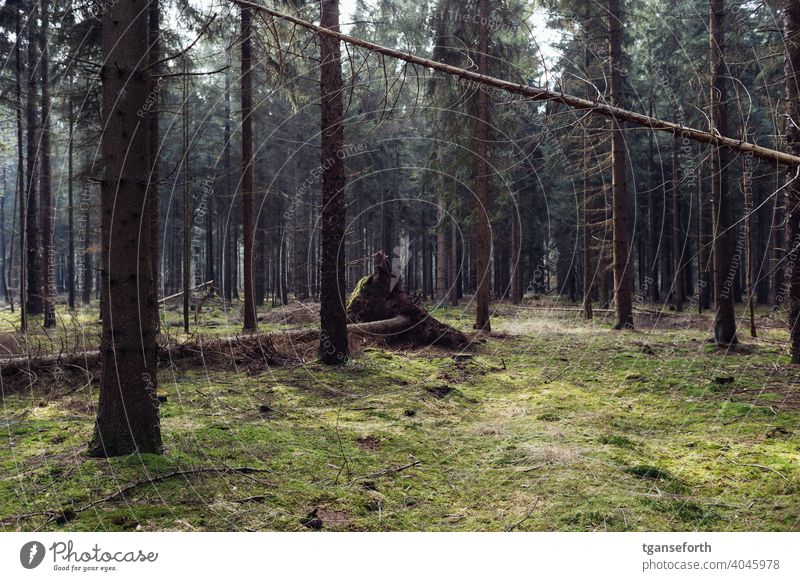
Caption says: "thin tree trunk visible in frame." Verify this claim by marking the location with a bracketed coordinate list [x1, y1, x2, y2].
[182, 58, 190, 334]
[319, 0, 349, 363]
[148, 0, 161, 328]
[784, 0, 800, 362]
[582, 41, 593, 319]
[14, 8, 24, 325]
[90, 0, 161, 457]
[82, 186, 92, 306]
[710, 0, 737, 345]
[473, 0, 491, 332]
[609, 0, 633, 329]
[1, 169, 7, 304]
[241, 6, 257, 331]
[672, 136, 684, 311]
[67, 79, 75, 309]
[436, 189, 447, 302]
[25, 1, 41, 317]
[223, 61, 233, 302]
[40, 0, 55, 328]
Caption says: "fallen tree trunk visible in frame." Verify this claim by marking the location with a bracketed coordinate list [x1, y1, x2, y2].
[229, 0, 800, 167]
[0, 315, 415, 377]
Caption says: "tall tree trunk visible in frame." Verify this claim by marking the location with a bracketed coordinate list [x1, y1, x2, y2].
[182, 58, 190, 333]
[25, 1, 41, 317]
[14, 8, 24, 324]
[67, 79, 75, 309]
[241, 6, 258, 331]
[90, 0, 161, 457]
[319, 0, 349, 363]
[450, 220, 459, 306]
[82, 186, 92, 306]
[672, 137, 684, 311]
[1, 169, 7, 304]
[511, 210, 523, 304]
[609, 0, 633, 329]
[473, 0, 492, 331]
[40, 0, 55, 328]
[148, 0, 161, 328]
[582, 41, 593, 319]
[710, 0, 738, 345]
[784, 0, 800, 362]
[293, 110, 310, 300]
[436, 190, 447, 302]
[223, 61, 233, 302]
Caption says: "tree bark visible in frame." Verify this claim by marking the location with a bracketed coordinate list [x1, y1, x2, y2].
[67, 78, 75, 310]
[25, 1, 41, 317]
[241, 6, 258, 331]
[672, 136, 684, 311]
[318, 0, 349, 364]
[40, 0, 55, 328]
[90, 0, 161, 457]
[15, 8, 25, 327]
[148, 0, 161, 328]
[609, 0, 633, 329]
[473, 0, 491, 332]
[223, 61, 234, 302]
[784, 0, 800, 362]
[710, 0, 738, 345]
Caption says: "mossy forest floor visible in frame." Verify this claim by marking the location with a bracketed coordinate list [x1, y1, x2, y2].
[1, 300, 798, 531]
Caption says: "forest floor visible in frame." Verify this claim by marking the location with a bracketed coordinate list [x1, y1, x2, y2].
[0, 300, 798, 531]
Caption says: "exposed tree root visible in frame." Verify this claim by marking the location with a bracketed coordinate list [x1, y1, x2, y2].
[346, 252, 469, 348]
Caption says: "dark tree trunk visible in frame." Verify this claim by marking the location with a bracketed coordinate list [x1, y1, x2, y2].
[67, 80, 75, 309]
[473, 0, 492, 331]
[223, 62, 233, 302]
[15, 8, 25, 326]
[182, 60, 190, 333]
[319, 0, 349, 363]
[511, 211, 523, 304]
[148, 0, 161, 327]
[784, 0, 800, 362]
[436, 188, 447, 301]
[90, 0, 161, 457]
[1, 169, 7, 304]
[609, 0, 633, 329]
[293, 111, 310, 300]
[82, 190, 92, 306]
[25, 1, 41, 317]
[241, 6, 258, 331]
[40, 0, 55, 328]
[710, 0, 738, 345]
[672, 136, 684, 311]
[582, 40, 593, 319]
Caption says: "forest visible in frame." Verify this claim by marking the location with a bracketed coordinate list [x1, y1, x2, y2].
[0, 0, 798, 532]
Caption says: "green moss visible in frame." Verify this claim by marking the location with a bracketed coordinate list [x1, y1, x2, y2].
[1, 307, 798, 531]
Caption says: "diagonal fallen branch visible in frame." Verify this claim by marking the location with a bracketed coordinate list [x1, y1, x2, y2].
[228, 0, 800, 167]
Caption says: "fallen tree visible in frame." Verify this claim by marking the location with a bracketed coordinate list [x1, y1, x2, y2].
[230, 0, 800, 167]
[0, 313, 421, 380]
